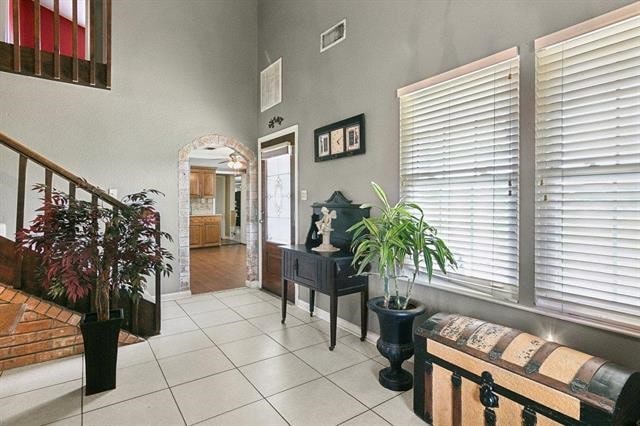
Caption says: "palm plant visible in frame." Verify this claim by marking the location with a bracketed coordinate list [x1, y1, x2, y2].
[348, 182, 456, 310]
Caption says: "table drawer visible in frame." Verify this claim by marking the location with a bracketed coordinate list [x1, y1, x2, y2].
[283, 250, 322, 290]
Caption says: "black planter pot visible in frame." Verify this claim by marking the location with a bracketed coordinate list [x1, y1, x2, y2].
[80, 308, 123, 396]
[368, 296, 425, 391]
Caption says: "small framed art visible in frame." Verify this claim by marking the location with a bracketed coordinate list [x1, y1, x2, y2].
[314, 113, 365, 162]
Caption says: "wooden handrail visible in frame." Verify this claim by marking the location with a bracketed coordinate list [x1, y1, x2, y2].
[0, 132, 125, 209]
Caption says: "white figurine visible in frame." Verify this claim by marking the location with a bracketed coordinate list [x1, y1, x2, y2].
[312, 206, 339, 252]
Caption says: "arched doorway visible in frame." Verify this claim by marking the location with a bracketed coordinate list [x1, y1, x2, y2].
[178, 134, 258, 293]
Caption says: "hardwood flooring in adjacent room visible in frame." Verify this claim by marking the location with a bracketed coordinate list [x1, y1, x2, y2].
[190, 244, 246, 294]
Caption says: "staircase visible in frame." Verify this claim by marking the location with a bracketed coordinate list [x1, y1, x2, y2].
[0, 131, 164, 371]
[0, 282, 141, 371]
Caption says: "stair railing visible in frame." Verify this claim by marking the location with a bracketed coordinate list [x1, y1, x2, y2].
[0, 131, 161, 335]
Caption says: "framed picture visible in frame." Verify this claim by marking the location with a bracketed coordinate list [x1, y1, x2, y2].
[318, 133, 330, 157]
[320, 19, 346, 52]
[314, 113, 365, 162]
[346, 125, 360, 151]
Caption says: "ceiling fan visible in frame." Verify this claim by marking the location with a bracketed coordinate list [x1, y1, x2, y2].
[217, 153, 247, 170]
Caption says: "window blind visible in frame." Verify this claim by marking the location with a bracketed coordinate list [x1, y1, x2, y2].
[399, 50, 520, 301]
[535, 15, 640, 331]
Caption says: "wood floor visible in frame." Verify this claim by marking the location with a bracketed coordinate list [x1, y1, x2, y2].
[189, 245, 246, 294]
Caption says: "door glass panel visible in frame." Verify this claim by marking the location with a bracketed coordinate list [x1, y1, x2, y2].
[265, 154, 291, 244]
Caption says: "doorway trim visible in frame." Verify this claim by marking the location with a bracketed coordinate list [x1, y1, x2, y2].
[178, 134, 258, 292]
[257, 124, 299, 301]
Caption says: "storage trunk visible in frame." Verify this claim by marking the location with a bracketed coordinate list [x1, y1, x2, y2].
[414, 313, 640, 425]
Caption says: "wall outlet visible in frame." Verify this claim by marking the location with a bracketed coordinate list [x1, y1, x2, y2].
[301, 189, 308, 201]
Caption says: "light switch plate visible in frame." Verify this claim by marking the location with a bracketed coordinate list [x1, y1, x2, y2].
[301, 190, 308, 201]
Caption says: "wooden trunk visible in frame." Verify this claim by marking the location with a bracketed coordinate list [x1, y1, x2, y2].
[414, 313, 640, 426]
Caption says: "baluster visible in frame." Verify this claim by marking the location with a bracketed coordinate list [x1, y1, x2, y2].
[72, 0, 79, 82]
[105, 0, 112, 88]
[89, 193, 99, 312]
[44, 169, 52, 205]
[14, 155, 27, 289]
[34, 0, 41, 75]
[155, 212, 162, 334]
[12, 0, 20, 72]
[53, 0, 60, 79]
[89, 0, 96, 86]
[68, 182, 76, 202]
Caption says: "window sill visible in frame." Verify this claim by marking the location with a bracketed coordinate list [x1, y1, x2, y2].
[416, 278, 640, 340]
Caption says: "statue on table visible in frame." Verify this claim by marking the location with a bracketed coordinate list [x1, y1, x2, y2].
[311, 206, 340, 252]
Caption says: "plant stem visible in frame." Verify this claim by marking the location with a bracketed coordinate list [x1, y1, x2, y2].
[383, 275, 390, 308]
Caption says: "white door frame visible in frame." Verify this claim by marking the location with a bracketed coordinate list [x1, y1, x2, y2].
[257, 124, 299, 303]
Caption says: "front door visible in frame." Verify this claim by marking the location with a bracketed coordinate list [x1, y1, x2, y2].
[260, 136, 295, 301]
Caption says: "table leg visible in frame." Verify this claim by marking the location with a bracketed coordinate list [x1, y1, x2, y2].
[361, 286, 368, 341]
[329, 292, 337, 351]
[281, 278, 287, 324]
[309, 290, 315, 317]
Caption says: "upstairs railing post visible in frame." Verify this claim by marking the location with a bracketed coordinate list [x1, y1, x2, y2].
[53, 0, 61, 79]
[12, 0, 20, 72]
[72, 0, 79, 82]
[14, 155, 27, 289]
[89, 0, 96, 86]
[34, 0, 41, 75]
[154, 212, 161, 334]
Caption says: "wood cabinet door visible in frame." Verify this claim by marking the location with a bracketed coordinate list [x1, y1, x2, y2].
[189, 172, 200, 197]
[204, 222, 220, 245]
[203, 171, 216, 197]
[190, 223, 203, 247]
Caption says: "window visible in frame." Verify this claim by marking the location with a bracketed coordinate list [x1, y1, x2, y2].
[535, 13, 640, 331]
[398, 48, 520, 301]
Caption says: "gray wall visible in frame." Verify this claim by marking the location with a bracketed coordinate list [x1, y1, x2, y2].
[257, 0, 640, 369]
[0, 0, 258, 294]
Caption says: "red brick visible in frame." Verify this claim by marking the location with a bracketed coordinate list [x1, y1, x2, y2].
[0, 326, 77, 347]
[34, 346, 76, 363]
[20, 311, 42, 322]
[46, 306, 62, 319]
[67, 314, 81, 326]
[25, 297, 41, 310]
[0, 289, 16, 302]
[56, 310, 73, 323]
[14, 319, 52, 334]
[11, 292, 28, 304]
[34, 302, 51, 315]
[0, 353, 36, 370]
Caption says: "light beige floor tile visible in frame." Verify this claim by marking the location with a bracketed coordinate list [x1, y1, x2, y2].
[341, 410, 390, 426]
[160, 316, 199, 335]
[0, 355, 82, 398]
[286, 305, 317, 323]
[0, 379, 81, 426]
[179, 298, 227, 315]
[162, 301, 188, 320]
[172, 369, 261, 425]
[339, 334, 380, 358]
[248, 312, 302, 333]
[83, 389, 184, 426]
[221, 293, 263, 307]
[373, 390, 427, 426]
[117, 341, 155, 368]
[267, 378, 367, 426]
[176, 294, 218, 305]
[328, 360, 400, 407]
[219, 335, 288, 366]
[266, 296, 285, 307]
[149, 330, 214, 359]
[308, 319, 350, 339]
[202, 321, 263, 345]
[159, 347, 234, 386]
[190, 308, 243, 328]
[198, 399, 286, 426]
[44, 415, 82, 426]
[214, 288, 250, 299]
[233, 302, 279, 319]
[254, 290, 279, 302]
[294, 342, 368, 375]
[239, 353, 321, 396]
[83, 360, 167, 412]
[268, 324, 328, 351]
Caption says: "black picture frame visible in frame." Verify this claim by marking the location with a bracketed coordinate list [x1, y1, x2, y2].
[314, 113, 365, 162]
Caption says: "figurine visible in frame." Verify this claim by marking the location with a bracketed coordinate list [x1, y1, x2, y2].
[311, 206, 340, 252]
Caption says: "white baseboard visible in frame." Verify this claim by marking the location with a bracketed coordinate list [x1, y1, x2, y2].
[160, 290, 193, 301]
[296, 299, 380, 345]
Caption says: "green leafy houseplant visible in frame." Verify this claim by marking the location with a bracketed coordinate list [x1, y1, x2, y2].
[17, 184, 174, 323]
[349, 182, 456, 309]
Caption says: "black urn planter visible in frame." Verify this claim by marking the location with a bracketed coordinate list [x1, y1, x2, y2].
[80, 308, 123, 396]
[368, 296, 425, 391]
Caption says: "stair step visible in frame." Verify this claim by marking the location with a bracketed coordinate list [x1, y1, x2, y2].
[0, 304, 26, 336]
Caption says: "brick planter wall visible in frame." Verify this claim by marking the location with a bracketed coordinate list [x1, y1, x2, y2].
[0, 283, 141, 371]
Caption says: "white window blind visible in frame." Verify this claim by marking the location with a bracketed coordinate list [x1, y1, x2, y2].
[535, 14, 640, 331]
[398, 49, 520, 301]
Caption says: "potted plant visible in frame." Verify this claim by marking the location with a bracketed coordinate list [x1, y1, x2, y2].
[348, 182, 455, 391]
[17, 185, 173, 395]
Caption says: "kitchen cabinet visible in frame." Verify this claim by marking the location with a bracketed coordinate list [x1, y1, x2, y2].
[189, 215, 222, 248]
[190, 168, 216, 198]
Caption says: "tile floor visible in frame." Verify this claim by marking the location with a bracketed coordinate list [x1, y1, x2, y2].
[0, 287, 425, 426]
